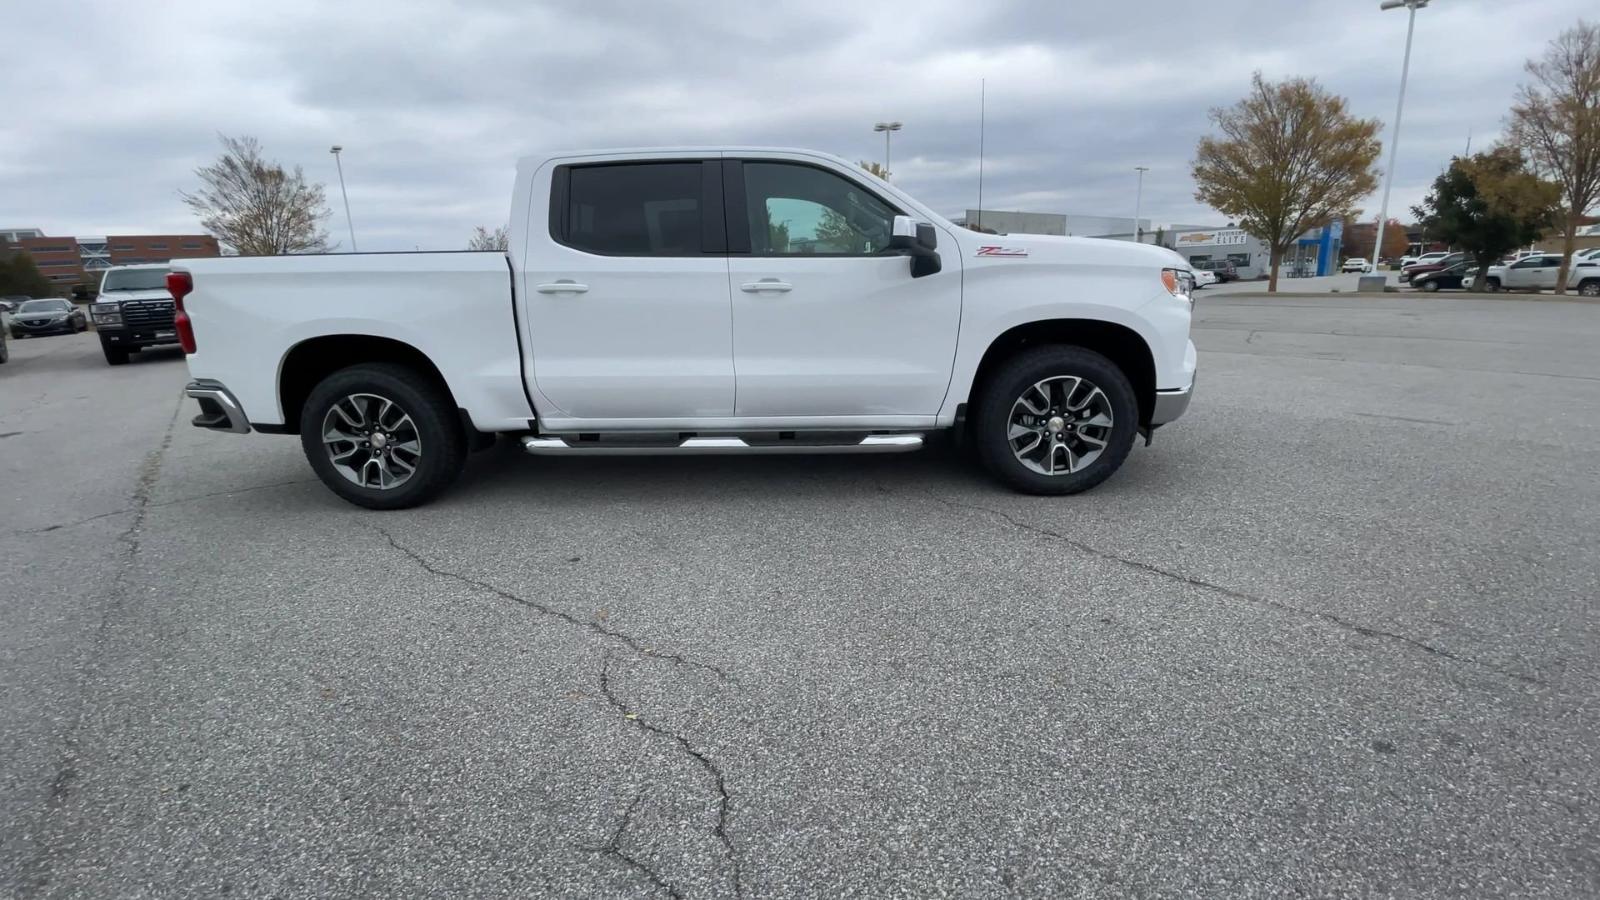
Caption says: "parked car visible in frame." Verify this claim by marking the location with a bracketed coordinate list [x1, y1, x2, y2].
[1197, 259, 1239, 282]
[1400, 251, 1449, 269]
[90, 263, 179, 365]
[1566, 257, 1600, 296]
[9, 298, 87, 338]
[1401, 252, 1465, 283]
[1485, 253, 1565, 292]
[1410, 263, 1478, 292]
[1342, 257, 1373, 273]
[174, 146, 1198, 509]
[0, 296, 33, 315]
[1190, 267, 1217, 288]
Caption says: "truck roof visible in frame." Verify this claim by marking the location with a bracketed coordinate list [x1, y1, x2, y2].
[516, 146, 860, 172]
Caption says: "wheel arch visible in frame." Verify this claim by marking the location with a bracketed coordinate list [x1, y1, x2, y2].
[276, 334, 459, 435]
[967, 319, 1157, 426]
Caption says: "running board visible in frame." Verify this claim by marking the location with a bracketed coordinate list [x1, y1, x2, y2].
[522, 434, 924, 456]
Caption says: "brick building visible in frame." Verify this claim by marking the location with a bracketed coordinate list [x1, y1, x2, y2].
[2, 230, 220, 294]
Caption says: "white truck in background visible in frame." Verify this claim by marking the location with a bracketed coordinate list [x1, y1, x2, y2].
[174, 147, 1198, 509]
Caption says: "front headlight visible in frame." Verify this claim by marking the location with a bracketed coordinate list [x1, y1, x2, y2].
[90, 302, 119, 314]
[93, 313, 122, 326]
[1161, 268, 1194, 304]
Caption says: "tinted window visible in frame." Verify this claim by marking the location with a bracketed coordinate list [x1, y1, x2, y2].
[743, 162, 897, 255]
[561, 163, 704, 256]
[101, 268, 170, 291]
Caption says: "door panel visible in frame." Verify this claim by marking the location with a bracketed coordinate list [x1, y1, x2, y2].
[521, 160, 733, 420]
[725, 159, 961, 418]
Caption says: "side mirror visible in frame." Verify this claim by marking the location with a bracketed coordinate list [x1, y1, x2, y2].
[888, 215, 942, 278]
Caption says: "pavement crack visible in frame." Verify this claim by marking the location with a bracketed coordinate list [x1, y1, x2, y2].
[923, 492, 1543, 687]
[599, 653, 742, 900]
[19, 394, 185, 894]
[583, 791, 685, 899]
[371, 527, 731, 682]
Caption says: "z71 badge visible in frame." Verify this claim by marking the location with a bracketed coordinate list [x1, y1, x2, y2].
[976, 245, 1029, 258]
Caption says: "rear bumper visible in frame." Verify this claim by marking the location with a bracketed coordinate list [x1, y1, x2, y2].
[184, 380, 251, 434]
[1150, 372, 1195, 426]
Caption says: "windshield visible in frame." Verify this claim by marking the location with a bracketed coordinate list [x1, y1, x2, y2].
[100, 268, 170, 292]
[19, 299, 71, 313]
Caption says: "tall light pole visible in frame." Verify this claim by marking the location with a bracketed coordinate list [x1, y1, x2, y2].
[1132, 166, 1150, 243]
[1371, 0, 1428, 270]
[873, 121, 902, 181]
[330, 145, 357, 252]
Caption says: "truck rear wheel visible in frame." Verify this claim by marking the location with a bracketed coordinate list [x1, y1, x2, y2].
[299, 363, 466, 510]
[973, 346, 1139, 496]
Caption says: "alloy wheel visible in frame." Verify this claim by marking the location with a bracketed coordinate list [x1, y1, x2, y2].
[321, 393, 422, 490]
[1007, 375, 1115, 476]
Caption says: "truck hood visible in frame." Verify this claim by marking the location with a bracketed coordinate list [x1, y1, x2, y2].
[98, 290, 174, 303]
[953, 231, 1188, 269]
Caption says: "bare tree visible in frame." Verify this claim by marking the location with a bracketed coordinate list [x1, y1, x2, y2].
[181, 135, 332, 255]
[1192, 73, 1383, 291]
[857, 160, 891, 180]
[1509, 20, 1600, 295]
[467, 225, 510, 251]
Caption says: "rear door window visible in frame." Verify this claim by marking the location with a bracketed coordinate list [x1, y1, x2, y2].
[555, 162, 716, 257]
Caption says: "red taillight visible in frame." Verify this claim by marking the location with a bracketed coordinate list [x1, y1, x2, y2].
[167, 271, 196, 354]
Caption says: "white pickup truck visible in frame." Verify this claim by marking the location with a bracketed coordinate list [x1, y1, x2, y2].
[1483, 252, 1600, 295]
[175, 148, 1197, 509]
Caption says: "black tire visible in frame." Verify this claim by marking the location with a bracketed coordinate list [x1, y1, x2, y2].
[1420, 279, 1440, 292]
[973, 345, 1139, 496]
[1578, 280, 1600, 298]
[102, 343, 129, 365]
[1485, 279, 1501, 293]
[299, 363, 466, 510]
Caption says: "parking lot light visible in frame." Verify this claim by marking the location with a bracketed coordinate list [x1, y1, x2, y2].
[1371, 0, 1430, 271]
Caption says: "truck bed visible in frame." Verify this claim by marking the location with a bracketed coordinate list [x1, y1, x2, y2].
[174, 252, 534, 431]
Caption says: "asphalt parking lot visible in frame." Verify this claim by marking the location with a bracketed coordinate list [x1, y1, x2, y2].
[3, 295, 1599, 898]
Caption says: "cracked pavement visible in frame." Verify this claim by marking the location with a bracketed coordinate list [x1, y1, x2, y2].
[3, 297, 1600, 898]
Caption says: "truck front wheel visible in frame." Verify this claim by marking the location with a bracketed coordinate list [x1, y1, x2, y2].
[299, 363, 466, 510]
[102, 341, 129, 365]
[973, 346, 1139, 496]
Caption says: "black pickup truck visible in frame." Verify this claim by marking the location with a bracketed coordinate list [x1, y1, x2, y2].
[89, 264, 180, 365]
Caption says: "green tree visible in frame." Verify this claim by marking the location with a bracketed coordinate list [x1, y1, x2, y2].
[1411, 147, 1561, 291]
[1192, 73, 1383, 291]
[0, 251, 57, 298]
[1508, 20, 1600, 294]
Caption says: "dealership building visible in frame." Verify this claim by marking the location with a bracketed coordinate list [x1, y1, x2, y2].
[2, 229, 220, 293]
[1161, 221, 1345, 279]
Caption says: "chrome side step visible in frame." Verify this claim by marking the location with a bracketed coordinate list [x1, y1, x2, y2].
[522, 434, 924, 456]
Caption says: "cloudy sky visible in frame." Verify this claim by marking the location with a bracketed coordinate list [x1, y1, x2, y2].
[3, 0, 1592, 250]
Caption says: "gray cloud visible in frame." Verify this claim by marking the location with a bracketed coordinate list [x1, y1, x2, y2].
[3, 0, 1592, 249]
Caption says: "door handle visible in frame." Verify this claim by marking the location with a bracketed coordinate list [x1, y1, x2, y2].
[536, 281, 589, 294]
[740, 280, 793, 293]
